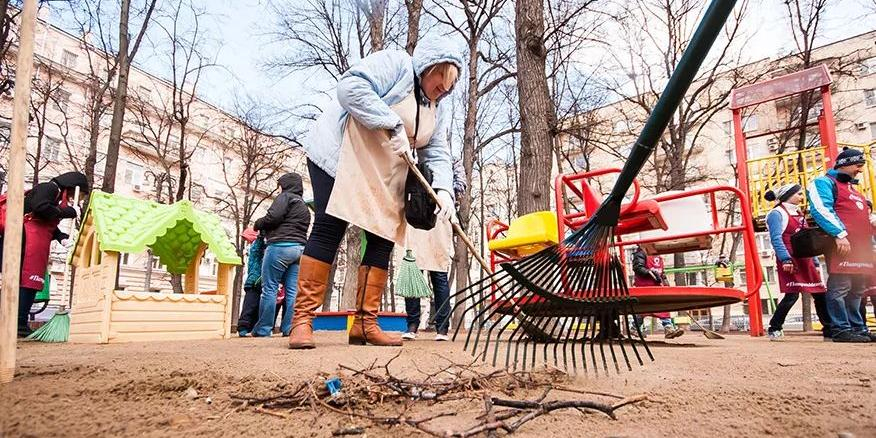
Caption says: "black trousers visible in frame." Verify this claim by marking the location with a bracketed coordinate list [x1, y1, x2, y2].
[18, 287, 38, 336]
[303, 160, 394, 270]
[768, 292, 831, 335]
[237, 285, 261, 332]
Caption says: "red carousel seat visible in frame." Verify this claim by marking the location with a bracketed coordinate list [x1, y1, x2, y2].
[492, 286, 743, 317]
[580, 182, 667, 235]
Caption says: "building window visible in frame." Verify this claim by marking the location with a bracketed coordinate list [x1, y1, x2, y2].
[121, 253, 133, 266]
[723, 120, 733, 136]
[44, 137, 61, 161]
[137, 85, 151, 101]
[737, 268, 747, 287]
[123, 162, 145, 189]
[53, 89, 71, 112]
[870, 122, 876, 140]
[765, 266, 776, 284]
[613, 120, 628, 134]
[742, 115, 758, 132]
[862, 57, 876, 76]
[60, 49, 77, 69]
[865, 89, 876, 108]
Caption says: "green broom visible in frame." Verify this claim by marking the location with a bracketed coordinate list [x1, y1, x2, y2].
[396, 250, 432, 298]
[26, 306, 69, 342]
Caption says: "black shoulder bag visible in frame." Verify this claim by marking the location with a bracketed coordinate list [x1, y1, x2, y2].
[789, 181, 837, 258]
[404, 73, 438, 230]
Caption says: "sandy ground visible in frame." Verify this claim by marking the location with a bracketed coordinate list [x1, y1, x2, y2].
[1, 331, 875, 438]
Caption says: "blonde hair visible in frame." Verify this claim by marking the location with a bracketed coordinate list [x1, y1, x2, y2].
[424, 63, 459, 90]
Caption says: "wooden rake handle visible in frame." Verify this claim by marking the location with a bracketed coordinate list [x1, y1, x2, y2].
[403, 154, 492, 275]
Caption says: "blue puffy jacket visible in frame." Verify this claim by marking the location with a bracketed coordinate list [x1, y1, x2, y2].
[244, 236, 265, 289]
[806, 170, 849, 238]
[302, 38, 465, 195]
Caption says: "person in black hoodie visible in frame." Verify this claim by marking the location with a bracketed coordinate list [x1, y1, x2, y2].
[1, 171, 89, 337]
[251, 172, 311, 337]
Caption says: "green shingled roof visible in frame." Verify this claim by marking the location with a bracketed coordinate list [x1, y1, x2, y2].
[79, 191, 241, 274]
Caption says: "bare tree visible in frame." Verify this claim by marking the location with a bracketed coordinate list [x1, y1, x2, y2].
[101, 0, 158, 193]
[427, 0, 514, 328]
[68, 0, 124, 187]
[403, 0, 422, 54]
[208, 95, 298, 325]
[27, 61, 70, 186]
[514, 0, 557, 214]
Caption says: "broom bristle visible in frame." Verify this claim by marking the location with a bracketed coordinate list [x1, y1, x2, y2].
[26, 308, 70, 343]
[396, 252, 433, 299]
[447, 207, 652, 375]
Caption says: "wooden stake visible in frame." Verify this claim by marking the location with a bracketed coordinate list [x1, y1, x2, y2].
[1, 0, 39, 384]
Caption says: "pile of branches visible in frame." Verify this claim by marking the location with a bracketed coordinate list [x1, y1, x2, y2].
[230, 353, 647, 437]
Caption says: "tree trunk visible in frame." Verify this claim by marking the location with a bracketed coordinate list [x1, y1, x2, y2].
[404, 0, 422, 55]
[366, 0, 386, 51]
[231, 264, 244, 326]
[144, 249, 154, 291]
[801, 292, 813, 331]
[101, 0, 132, 193]
[322, 259, 339, 311]
[340, 229, 362, 310]
[451, 40, 480, 331]
[515, 0, 554, 215]
[170, 273, 183, 294]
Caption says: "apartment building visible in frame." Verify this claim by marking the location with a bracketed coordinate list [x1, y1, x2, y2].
[0, 11, 307, 315]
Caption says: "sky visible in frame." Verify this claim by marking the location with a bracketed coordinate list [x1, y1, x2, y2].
[46, 0, 876, 127]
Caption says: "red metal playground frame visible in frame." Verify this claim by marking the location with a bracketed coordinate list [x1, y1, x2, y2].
[487, 167, 766, 336]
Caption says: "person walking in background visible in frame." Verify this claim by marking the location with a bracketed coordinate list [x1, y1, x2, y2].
[237, 228, 265, 337]
[402, 160, 465, 342]
[251, 172, 311, 337]
[763, 183, 831, 341]
[631, 245, 683, 339]
[807, 147, 875, 343]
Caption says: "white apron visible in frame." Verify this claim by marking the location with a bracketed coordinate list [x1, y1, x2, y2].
[404, 219, 454, 272]
[326, 92, 437, 245]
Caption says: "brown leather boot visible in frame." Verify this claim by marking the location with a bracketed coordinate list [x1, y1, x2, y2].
[348, 266, 402, 346]
[288, 255, 332, 349]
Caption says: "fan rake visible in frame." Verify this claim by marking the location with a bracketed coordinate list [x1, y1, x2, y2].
[448, 0, 739, 374]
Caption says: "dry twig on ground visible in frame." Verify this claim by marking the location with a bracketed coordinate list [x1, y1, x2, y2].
[231, 353, 648, 436]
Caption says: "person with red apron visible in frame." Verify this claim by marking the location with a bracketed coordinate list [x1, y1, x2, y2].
[763, 183, 830, 341]
[631, 246, 684, 339]
[287, 38, 463, 350]
[807, 147, 875, 343]
[0, 172, 88, 337]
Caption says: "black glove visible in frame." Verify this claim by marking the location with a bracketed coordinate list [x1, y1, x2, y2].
[59, 206, 78, 219]
[53, 230, 70, 243]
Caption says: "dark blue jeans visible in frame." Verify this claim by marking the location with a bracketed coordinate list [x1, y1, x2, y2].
[254, 243, 304, 337]
[405, 271, 451, 335]
[825, 273, 867, 336]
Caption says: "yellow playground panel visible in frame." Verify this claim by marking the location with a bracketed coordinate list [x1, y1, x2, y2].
[746, 142, 875, 227]
[487, 211, 559, 258]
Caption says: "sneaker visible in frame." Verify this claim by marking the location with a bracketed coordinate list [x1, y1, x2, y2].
[664, 327, 684, 339]
[238, 329, 250, 337]
[832, 331, 870, 343]
[401, 332, 417, 340]
[856, 331, 876, 342]
[434, 333, 449, 341]
[768, 330, 784, 342]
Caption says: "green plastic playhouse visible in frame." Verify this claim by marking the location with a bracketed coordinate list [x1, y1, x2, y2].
[67, 191, 241, 343]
